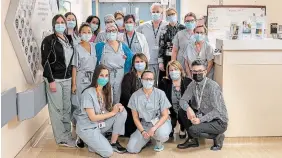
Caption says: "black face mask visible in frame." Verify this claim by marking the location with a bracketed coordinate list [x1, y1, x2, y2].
[193, 73, 204, 82]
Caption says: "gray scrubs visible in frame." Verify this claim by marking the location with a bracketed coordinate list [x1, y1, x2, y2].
[45, 37, 73, 144]
[76, 88, 127, 157]
[184, 42, 214, 79]
[72, 43, 97, 122]
[172, 29, 194, 72]
[100, 42, 125, 104]
[136, 21, 168, 81]
[71, 33, 81, 46]
[123, 32, 142, 54]
[126, 88, 172, 153]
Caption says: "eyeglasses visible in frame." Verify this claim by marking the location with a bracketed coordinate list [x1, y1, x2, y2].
[142, 78, 154, 82]
[195, 32, 205, 34]
[191, 70, 206, 74]
[106, 30, 117, 33]
[184, 20, 195, 23]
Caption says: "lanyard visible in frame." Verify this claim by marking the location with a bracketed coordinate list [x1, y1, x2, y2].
[96, 88, 105, 114]
[125, 31, 136, 49]
[195, 78, 207, 108]
[152, 21, 162, 39]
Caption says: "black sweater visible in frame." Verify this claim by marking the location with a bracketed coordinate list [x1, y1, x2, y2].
[41, 34, 74, 83]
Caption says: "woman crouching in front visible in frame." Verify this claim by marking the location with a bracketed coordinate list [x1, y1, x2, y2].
[75, 64, 127, 158]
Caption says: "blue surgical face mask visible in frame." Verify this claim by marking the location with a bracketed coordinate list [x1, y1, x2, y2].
[66, 21, 76, 29]
[125, 23, 134, 32]
[97, 77, 109, 87]
[55, 24, 66, 34]
[194, 33, 205, 42]
[116, 19, 124, 27]
[141, 80, 154, 89]
[185, 22, 196, 30]
[169, 70, 181, 80]
[90, 24, 98, 32]
[134, 62, 146, 71]
[167, 15, 177, 23]
[106, 32, 117, 41]
[80, 33, 92, 42]
[152, 13, 161, 21]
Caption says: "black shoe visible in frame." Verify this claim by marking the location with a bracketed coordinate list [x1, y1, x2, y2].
[169, 131, 174, 138]
[75, 137, 85, 148]
[177, 138, 199, 149]
[111, 141, 127, 154]
[179, 130, 186, 139]
[210, 134, 225, 151]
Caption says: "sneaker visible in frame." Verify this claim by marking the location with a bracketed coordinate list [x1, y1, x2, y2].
[154, 141, 164, 152]
[58, 139, 76, 148]
[111, 141, 127, 154]
[75, 137, 85, 148]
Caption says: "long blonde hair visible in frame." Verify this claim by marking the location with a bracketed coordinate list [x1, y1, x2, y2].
[166, 60, 186, 79]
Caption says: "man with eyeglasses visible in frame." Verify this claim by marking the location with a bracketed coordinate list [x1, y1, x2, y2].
[177, 59, 228, 151]
[136, 3, 168, 84]
[171, 12, 197, 73]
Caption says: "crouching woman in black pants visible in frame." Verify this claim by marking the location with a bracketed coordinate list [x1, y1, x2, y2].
[158, 60, 192, 139]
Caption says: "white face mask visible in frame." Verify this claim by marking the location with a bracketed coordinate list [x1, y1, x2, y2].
[80, 33, 92, 42]
[141, 80, 154, 89]
[116, 19, 124, 27]
[106, 32, 117, 41]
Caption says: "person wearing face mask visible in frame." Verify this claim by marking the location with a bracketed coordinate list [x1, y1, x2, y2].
[114, 11, 125, 33]
[158, 8, 185, 85]
[120, 53, 149, 137]
[86, 15, 101, 42]
[123, 14, 150, 61]
[71, 23, 97, 147]
[177, 59, 228, 151]
[126, 70, 172, 153]
[41, 14, 75, 147]
[95, 14, 124, 43]
[95, 24, 133, 105]
[76, 65, 127, 157]
[158, 60, 192, 139]
[136, 3, 168, 84]
[184, 25, 214, 79]
[171, 12, 197, 73]
[65, 12, 80, 45]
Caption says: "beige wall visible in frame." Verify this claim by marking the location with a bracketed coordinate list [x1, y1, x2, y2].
[181, 0, 282, 34]
[1, 0, 49, 158]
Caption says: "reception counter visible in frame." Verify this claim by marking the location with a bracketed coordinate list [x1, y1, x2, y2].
[214, 39, 282, 137]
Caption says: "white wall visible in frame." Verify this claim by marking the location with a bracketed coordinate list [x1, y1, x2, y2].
[1, 0, 49, 158]
[68, 0, 92, 26]
[180, 0, 282, 34]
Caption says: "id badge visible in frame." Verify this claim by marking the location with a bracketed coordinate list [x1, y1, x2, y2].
[82, 77, 90, 83]
[151, 117, 159, 126]
[153, 45, 159, 50]
[166, 50, 172, 56]
[98, 122, 106, 129]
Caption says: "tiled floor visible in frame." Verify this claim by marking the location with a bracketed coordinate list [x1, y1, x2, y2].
[16, 125, 282, 158]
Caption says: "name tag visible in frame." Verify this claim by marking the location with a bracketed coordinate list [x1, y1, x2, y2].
[151, 117, 159, 126]
[98, 122, 106, 129]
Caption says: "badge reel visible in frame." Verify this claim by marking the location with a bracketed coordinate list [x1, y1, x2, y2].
[151, 117, 159, 126]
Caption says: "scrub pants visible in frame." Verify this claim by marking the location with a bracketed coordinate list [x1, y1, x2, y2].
[127, 120, 172, 153]
[45, 79, 72, 144]
[110, 68, 124, 104]
[77, 110, 127, 157]
[178, 108, 227, 139]
[148, 64, 159, 85]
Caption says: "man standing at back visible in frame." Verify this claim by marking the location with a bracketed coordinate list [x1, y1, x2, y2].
[136, 3, 168, 84]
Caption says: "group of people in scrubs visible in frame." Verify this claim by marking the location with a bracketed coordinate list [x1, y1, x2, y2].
[41, 2, 228, 158]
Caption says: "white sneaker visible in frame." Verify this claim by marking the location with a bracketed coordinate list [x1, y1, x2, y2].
[58, 139, 76, 148]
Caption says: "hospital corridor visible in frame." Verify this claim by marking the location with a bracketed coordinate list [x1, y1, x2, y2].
[1, 0, 282, 158]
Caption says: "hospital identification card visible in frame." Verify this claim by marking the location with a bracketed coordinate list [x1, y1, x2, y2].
[151, 117, 159, 126]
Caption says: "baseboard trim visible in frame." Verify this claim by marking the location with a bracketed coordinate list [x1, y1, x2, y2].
[18, 118, 50, 153]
